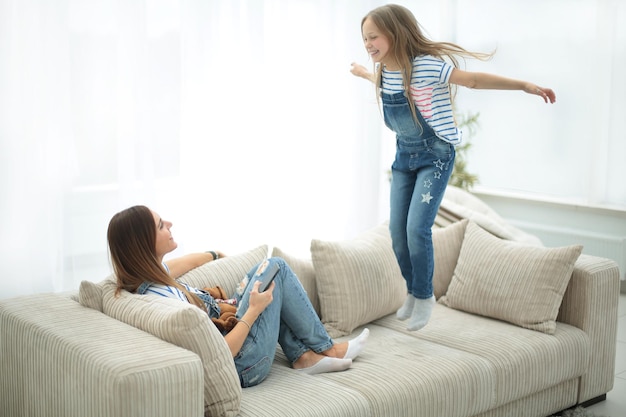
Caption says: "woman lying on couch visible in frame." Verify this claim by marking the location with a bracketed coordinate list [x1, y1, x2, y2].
[106, 205, 369, 387]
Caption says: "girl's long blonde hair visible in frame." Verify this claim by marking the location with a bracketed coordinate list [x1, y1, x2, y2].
[107, 205, 205, 311]
[363, 4, 493, 121]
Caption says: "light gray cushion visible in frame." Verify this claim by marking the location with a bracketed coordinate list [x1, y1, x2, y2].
[311, 223, 406, 338]
[432, 219, 469, 299]
[271, 247, 320, 317]
[78, 275, 115, 312]
[439, 222, 582, 334]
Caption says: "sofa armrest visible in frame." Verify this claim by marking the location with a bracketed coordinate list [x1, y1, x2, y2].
[557, 254, 621, 403]
[0, 294, 204, 417]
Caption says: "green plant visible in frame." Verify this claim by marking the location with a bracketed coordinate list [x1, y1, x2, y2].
[449, 110, 480, 190]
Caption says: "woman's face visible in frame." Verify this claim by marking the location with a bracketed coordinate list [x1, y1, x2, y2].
[362, 17, 395, 68]
[152, 210, 177, 260]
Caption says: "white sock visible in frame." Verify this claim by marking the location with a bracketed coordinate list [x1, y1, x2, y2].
[297, 357, 352, 375]
[396, 295, 416, 321]
[344, 328, 369, 360]
[407, 295, 436, 331]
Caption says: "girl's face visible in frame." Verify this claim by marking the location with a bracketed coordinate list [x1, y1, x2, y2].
[362, 17, 395, 68]
[152, 210, 177, 260]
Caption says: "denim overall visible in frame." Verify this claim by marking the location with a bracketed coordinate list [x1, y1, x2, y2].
[382, 90, 456, 300]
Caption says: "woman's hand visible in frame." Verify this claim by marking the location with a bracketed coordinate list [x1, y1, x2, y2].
[223, 280, 274, 357]
[247, 280, 274, 316]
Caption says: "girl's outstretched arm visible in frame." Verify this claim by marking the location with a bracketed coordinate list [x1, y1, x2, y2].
[449, 68, 556, 103]
[350, 62, 376, 84]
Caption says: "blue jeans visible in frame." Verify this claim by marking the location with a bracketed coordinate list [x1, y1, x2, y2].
[382, 91, 456, 300]
[232, 257, 333, 387]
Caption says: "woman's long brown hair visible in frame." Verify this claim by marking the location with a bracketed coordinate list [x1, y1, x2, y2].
[107, 205, 205, 310]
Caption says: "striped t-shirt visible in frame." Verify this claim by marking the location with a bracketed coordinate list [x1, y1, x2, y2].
[140, 263, 204, 303]
[381, 55, 461, 145]
[142, 280, 203, 303]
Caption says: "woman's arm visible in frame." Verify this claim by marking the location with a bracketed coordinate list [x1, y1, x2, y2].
[165, 251, 226, 279]
[223, 280, 274, 357]
[449, 68, 556, 103]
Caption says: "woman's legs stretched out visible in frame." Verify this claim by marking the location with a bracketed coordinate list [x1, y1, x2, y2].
[234, 258, 368, 383]
[270, 258, 368, 366]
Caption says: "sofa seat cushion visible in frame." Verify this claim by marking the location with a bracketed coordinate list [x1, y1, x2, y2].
[237, 365, 370, 417]
[267, 324, 496, 417]
[374, 304, 590, 407]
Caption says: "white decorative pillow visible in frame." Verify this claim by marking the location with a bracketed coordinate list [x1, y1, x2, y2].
[78, 275, 115, 312]
[439, 221, 583, 334]
[101, 280, 241, 416]
[432, 219, 469, 299]
[271, 247, 320, 317]
[311, 223, 406, 338]
[79, 280, 105, 312]
[177, 245, 268, 296]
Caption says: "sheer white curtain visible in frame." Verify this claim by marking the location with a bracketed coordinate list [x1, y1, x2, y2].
[0, 0, 387, 298]
[452, 0, 626, 208]
[2, 0, 623, 299]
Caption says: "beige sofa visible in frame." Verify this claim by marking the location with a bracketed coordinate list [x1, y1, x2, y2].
[0, 217, 620, 417]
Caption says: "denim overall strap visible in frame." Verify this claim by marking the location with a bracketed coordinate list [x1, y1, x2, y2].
[380, 91, 437, 144]
[136, 281, 221, 320]
[194, 290, 222, 320]
[136, 282, 151, 295]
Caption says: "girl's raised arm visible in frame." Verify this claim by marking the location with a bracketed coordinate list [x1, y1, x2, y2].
[350, 62, 376, 84]
[449, 68, 556, 103]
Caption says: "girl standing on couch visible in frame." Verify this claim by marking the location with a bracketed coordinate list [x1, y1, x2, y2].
[350, 4, 555, 331]
[107, 205, 369, 387]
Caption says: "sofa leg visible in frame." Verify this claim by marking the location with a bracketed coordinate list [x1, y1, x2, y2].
[549, 394, 607, 416]
[578, 394, 606, 408]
